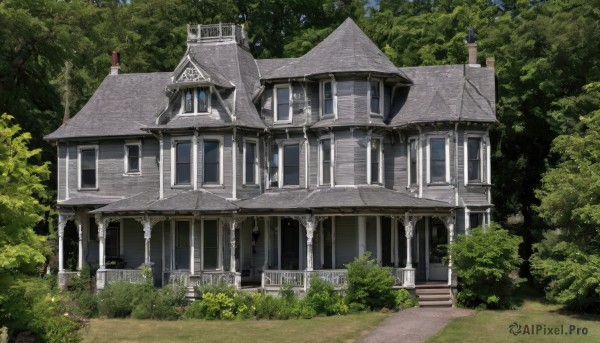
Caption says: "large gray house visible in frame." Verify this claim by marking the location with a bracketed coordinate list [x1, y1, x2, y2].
[46, 19, 496, 305]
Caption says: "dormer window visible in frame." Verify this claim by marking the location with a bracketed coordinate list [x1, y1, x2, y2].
[369, 80, 382, 115]
[181, 87, 210, 115]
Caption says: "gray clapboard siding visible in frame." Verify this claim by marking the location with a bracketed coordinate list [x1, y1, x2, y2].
[58, 144, 67, 200]
[353, 130, 367, 184]
[456, 209, 466, 236]
[335, 216, 357, 268]
[336, 80, 354, 120]
[353, 80, 368, 118]
[334, 130, 355, 185]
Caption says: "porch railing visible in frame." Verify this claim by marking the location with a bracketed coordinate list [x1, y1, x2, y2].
[167, 271, 240, 289]
[261, 268, 416, 290]
[96, 269, 145, 290]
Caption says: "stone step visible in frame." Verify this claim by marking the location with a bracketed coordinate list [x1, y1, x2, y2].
[417, 294, 452, 301]
[418, 299, 453, 308]
[415, 288, 451, 295]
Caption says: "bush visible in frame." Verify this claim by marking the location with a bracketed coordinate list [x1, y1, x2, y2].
[45, 315, 81, 343]
[254, 293, 284, 319]
[531, 231, 600, 313]
[195, 281, 236, 298]
[132, 285, 188, 320]
[306, 277, 347, 315]
[345, 253, 396, 310]
[63, 267, 98, 318]
[395, 289, 417, 310]
[97, 282, 153, 318]
[186, 292, 235, 320]
[448, 224, 523, 309]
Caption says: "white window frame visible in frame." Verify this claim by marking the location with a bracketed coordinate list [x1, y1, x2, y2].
[367, 137, 384, 185]
[268, 143, 279, 189]
[123, 141, 142, 176]
[243, 138, 259, 186]
[201, 136, 224, 186]
[367, 78, 384, 116]
[274, 84, 292, 123]
[319, 137, 333, 186]
[407, 137, 419, 187]
[464, 134, 485, 185]
[179, 86, 211, 116]
[170, 136, 193, 187]
[320, 79, 336, 119]
[77, 144, 99, 190]
[426, 135, 450, 184]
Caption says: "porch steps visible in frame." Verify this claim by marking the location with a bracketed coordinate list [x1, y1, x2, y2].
[415, 285, 453, 308]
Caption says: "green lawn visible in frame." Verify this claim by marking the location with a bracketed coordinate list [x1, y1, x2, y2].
[428, 299, 600, 343]
[81, 312, 388, 343]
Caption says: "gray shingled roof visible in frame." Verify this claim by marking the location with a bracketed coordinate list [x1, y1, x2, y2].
[388, 65, 496, 126]
[236, 187, 452, 211]
[259, 19, 411, 82]
[169, 55, 235, 89]
[45, 73, 171, 140]
[91, 190, 238, 214]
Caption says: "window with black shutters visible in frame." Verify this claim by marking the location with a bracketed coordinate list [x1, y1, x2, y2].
[245, 141, 256, 184]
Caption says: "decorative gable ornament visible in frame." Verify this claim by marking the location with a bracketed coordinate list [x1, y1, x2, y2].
[177, 66, 203, 82]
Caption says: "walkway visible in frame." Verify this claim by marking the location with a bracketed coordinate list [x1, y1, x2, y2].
[358, 307, 474, 343]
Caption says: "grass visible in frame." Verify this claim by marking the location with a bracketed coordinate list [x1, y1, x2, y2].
[81, 312, 388, 343]
[428, 294, 600, 343]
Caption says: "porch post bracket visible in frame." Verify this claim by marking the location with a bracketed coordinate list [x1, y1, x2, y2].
[95, 214, 113, 271]
[134, 215, 166, 239]
[57, 214, 72, 273]
[305, 217, 316, 272]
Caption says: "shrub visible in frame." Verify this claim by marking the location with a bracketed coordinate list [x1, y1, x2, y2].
[448, 224, 523, 309]
[345, 253, 396, 310]
[45, 315, 81, 343]
[195, 281, 236, 298]
[291, 299, 317, 319]
[132, 285, 188, 320]
[395, 289, 417, 310]
[63, 267, 98, 318]
[185, 292, 235, 320]
[531, 231, 600, 313]
[97, 282, 153, 318]
[306, 277, 347, 315]
[254, 293, 283, 319]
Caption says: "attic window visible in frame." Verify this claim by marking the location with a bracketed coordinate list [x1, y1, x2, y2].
[181, 87, 210, 115]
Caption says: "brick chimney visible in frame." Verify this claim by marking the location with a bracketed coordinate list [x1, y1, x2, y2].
[466, 28, 477, 65]
[110, 50, 121, 75]
[486, 56, 495, 70]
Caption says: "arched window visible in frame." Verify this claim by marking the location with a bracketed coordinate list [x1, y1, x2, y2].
[184, 89, 194, 113]
[197, 88, 208, 112]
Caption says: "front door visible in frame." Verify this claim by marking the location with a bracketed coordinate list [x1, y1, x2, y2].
[428, 219, 448, 281]
[281, 218, 300, 270]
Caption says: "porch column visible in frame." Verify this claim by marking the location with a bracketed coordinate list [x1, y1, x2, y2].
[263, 218, 269, 270]
[77, 219, 83, 270]
[230, 220, 237, 273]
[95, 214, 110, 270]
[358, 216, 366, 256]
[445, 215, 456, 287]
[403, 215, 414, 268]
[58, 215, 67, 273]
[134, 216, 166, 267]
[305, 217, 315, 272]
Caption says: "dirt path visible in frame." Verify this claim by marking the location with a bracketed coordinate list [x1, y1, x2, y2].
[357, 307, 474, 343]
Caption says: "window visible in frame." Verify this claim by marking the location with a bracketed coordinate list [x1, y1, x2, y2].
[203, 140, 220, 184]
[274, 85, 291, 122]
[369, 80, 382, 115]
[181, 87, 210, 114]
[269, 144, 279, 188]
[320, 139, 332, 185]
[408, 138, 418, 186]
[283, 145, 300, 186]
[203, 220, 219, 269]
[244, 140, 258, 185]
[175, 141, 191, 185]
[368, 138, 383, 184]
[469, 213, 484, 229]
[428, 137, 448, 183]
[322, 81, 334, 116]
[467, 137, 482, 183]
[79, 146, 98, 189]
[175, 221, 190, 270]
[124, 143, 141, 174]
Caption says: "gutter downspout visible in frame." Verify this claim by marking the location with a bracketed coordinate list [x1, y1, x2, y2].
[303, 126, 309, 189]
[417, 125, 423, 198]
[232, 126, 237, 200]
[159, 131, 164, 199]
[454, 123, 459, 206]
[486, 125, 491, 205]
